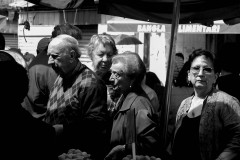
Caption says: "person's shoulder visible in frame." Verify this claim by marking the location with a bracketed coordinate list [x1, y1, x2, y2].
[179, 96, 192, 106]
[143, 84, 158, 97]
[212, 90, 240, 114]
[28, 50, 49, 68]
[129, 92, 153, 111]
[28, 62, 53, 77]
[213, 89, 239, 103]
[81, 64, 100, 80]
[77, 64, 106, 87]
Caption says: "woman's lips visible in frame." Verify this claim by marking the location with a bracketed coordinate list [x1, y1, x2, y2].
[196, 80, 206, 84]
[113, 85, 119, 91]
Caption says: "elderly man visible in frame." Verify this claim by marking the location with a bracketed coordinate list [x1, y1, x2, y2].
[22, 23, 82, 119]
[44, 34, 109, 159]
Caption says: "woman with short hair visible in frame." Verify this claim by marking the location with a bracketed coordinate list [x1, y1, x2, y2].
[105, 51, 161, 160]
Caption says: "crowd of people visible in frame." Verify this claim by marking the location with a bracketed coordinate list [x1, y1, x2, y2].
[0, 23, 240, 160]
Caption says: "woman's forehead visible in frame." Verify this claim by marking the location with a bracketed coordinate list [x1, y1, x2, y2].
[191, 55, 213, 66]
[111, 62, 124, 71]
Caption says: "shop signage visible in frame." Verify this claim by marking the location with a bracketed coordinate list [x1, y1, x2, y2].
[178, 24, 220, 33]
[108, 23, 240, 34]
[137, 24, 165, 33]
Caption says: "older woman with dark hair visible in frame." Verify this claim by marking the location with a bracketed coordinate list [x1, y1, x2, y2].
[105, 51, 161, 160]
[171, 49, 240, 160]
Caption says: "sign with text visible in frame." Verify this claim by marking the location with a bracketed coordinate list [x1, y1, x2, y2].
[108, 23, 240, 34]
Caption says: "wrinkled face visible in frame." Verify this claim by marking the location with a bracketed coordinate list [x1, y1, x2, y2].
[188, 55, 217, 92]
[109, 62, 132, 94]
[47, 43, 72, 77]
[92, 43, 115, 72]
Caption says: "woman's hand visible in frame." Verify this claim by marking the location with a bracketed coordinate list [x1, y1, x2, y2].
[105, 145, 126, 160]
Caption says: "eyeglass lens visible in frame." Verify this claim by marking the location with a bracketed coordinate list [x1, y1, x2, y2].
[191, 66, 213, 74]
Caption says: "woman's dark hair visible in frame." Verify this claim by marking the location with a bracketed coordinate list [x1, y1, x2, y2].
[188, 49, 218, 72]
[51, 23, 82, 40]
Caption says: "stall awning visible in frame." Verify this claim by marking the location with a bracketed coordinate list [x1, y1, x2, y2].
[98, 0, 240, 25]
[8, 0, 35, 8]
[26, 0, 84, 9]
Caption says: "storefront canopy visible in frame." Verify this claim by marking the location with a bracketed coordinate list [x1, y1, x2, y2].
[26, 0, 84, 9]
[97, 0, 240, 25]
[25, 0, 240, 25]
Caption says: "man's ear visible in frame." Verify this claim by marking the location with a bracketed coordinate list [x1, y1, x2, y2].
[214, 72, 219, 84]
[69, 50, 76, 59]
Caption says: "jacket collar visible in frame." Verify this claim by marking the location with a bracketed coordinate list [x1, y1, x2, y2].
[119, 92, 138, 112]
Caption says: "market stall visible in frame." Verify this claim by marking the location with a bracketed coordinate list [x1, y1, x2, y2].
[25, 0, 240, 159]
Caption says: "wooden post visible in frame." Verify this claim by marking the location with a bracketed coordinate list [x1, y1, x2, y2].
[160, 0, 181, 152]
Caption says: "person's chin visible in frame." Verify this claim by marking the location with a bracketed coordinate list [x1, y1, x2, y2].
[97, 66, 109, 74]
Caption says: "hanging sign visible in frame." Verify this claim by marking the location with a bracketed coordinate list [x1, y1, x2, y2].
[108, 23, 240, 34]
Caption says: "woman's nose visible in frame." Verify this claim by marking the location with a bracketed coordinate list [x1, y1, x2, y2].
[48, 56, 54, 65]
[109, 73, 114, 81]
[197, 68, 205, 76]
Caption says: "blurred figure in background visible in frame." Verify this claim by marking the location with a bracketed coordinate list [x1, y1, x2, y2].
[167, 58, 193, 146]
[22, 23, 82, 119]
[141, 71, 161, 123]
[0, 51, 58, 160]
[145, 71, 165, 112]
[216, 42, 240, 101]
[36, 37, 51, 55]
[173, 52, 184, 85]
[24, 52, 36, 66]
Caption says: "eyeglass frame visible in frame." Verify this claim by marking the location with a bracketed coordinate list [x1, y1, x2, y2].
[190, 66, 214, 75]
[110, 71, 124, 79]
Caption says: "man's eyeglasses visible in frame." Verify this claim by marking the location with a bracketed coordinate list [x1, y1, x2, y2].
[50, 54, 60, 60]
[190, 66, 214, 74]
